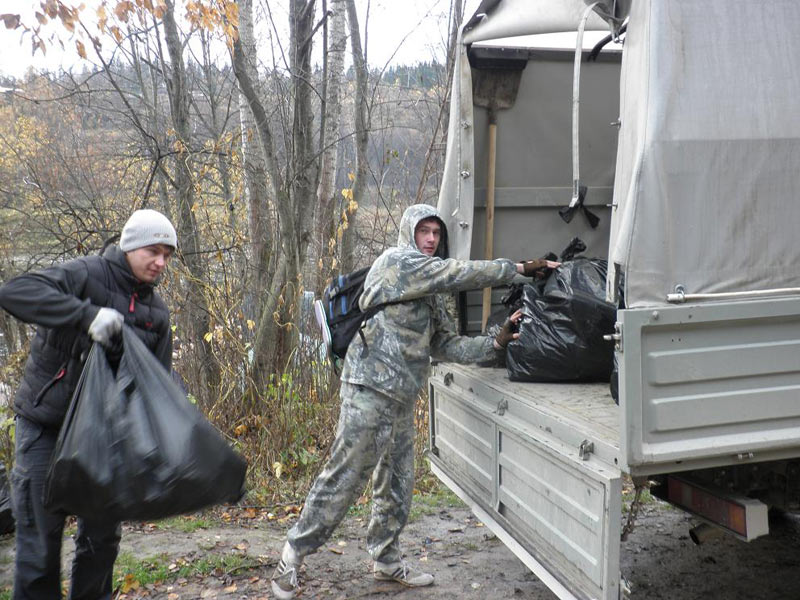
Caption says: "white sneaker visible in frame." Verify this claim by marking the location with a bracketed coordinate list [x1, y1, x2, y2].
[271, 542, 302, 599]
[373, 560, 434, 587]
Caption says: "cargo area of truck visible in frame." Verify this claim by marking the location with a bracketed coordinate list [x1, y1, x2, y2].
[428, 363, 622, 600]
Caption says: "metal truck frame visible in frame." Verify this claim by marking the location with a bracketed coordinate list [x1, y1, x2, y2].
[429, 2, 800, 599]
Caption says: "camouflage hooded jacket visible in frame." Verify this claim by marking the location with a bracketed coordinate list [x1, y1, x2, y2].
[340, 204, 517, 403]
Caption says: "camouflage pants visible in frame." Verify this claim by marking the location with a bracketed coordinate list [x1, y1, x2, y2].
[287, 382, 415, 564]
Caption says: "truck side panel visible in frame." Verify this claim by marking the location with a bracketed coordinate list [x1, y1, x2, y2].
[620, 297, 800, 475]
[430, 365, 622, 600]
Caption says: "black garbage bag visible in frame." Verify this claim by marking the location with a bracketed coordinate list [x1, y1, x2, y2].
[44, 326, 247, 521]
[506, 258, 616, 382]
[0, 463, 14, 535]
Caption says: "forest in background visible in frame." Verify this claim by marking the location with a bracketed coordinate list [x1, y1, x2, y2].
[0, 0, 466, 503]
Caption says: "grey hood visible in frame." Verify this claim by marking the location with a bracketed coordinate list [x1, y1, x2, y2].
[396, 203, 449, 259]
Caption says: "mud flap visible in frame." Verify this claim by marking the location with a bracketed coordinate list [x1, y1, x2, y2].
[429, 368, 622, 600]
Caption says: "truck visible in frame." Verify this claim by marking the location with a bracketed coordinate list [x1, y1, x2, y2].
[428, 1, 800, 598]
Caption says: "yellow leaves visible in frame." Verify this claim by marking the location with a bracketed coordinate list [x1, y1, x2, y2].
[44, 0, 58, 19]
[114, 1, 134, 23]
[223, 1, 239, 27]
[341, 187, 353, 202]
[203, 331, 213, 343]
[110, 25, 122, 42]
[75, 40, 86, 59]
[96, 5, 109, 33]
[272, 461, 284, 479]
[246, 319, 255, 330]
[58, 2, 79, 32]
[347, 171, 355, 182]
[119, 574, 140, 593]
[234, 424, 248, 437]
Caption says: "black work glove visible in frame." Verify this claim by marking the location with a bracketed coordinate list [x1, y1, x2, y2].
[494, 309, 522, 349]
[521, 259, 553, 279]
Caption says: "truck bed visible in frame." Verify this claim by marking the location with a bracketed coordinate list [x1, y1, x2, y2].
[431, 364, 620, 464]
[428, 362, 623, 600]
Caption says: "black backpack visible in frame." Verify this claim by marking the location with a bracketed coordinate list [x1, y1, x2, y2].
[314, 266, 385, 365]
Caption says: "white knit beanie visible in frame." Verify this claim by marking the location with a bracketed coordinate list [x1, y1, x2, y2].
[119, 209, 177, 252]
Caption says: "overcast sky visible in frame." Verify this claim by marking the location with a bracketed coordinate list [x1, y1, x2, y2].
[0, 0, 483, 79]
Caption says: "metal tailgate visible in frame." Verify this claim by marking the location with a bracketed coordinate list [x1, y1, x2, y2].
[429, 364, 622, 600]
[619, 297, 800, 476]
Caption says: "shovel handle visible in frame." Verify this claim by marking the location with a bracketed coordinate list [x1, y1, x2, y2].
[481, 121, 498, 333]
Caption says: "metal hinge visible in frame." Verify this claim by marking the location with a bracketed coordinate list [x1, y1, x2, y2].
[579, 439, 594, 460]
[603, 322, 623, 353]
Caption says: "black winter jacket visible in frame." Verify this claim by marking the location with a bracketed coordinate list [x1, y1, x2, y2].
[0, 245, 172, 429]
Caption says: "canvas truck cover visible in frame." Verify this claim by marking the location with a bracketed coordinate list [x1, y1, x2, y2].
[608, 0, 800, 307]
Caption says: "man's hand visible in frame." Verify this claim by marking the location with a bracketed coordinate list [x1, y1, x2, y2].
[516, 259, 561, 278]
[88, 308, 124, 345]
[493, 309, 523, 350]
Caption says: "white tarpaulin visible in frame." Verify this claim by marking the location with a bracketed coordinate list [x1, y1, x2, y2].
[608, 0, 800, 307]
[462, 0, 608, 45]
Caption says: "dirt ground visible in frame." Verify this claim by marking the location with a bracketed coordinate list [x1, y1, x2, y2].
[3, 494, 800, 599]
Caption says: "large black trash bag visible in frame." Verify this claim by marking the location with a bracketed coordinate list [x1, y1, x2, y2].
[0, 463, 14, 535]
[506, 258, 616, 382]
[44, 326, 247, 521]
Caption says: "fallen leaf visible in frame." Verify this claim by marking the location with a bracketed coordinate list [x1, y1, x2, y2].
[120, 574, 140, 594]
[329, 547, 343, 554]
[223, 584, 237, 593]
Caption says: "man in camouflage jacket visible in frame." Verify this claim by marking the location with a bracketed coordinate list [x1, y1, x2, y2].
[272, 204, 556, 599]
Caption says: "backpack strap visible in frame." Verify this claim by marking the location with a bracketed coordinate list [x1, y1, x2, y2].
[358, 326, 370, 358]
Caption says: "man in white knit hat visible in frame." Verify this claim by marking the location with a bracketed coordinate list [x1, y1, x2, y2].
[0, 208, 177, 600]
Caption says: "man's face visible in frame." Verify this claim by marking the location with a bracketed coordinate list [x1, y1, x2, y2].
[414, 218, 442, 257]
[125, 244, 174, 283]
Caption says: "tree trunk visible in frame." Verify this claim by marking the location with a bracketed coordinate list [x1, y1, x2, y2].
[231, 0, 320, 382]
[162, 0, 218, 398]
[237, 0, 274, 318]
[342, 0, 369, 272]
[315, 0, 346, 291]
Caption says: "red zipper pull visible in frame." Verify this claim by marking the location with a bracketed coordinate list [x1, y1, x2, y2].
[129, 292, 138, 313]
